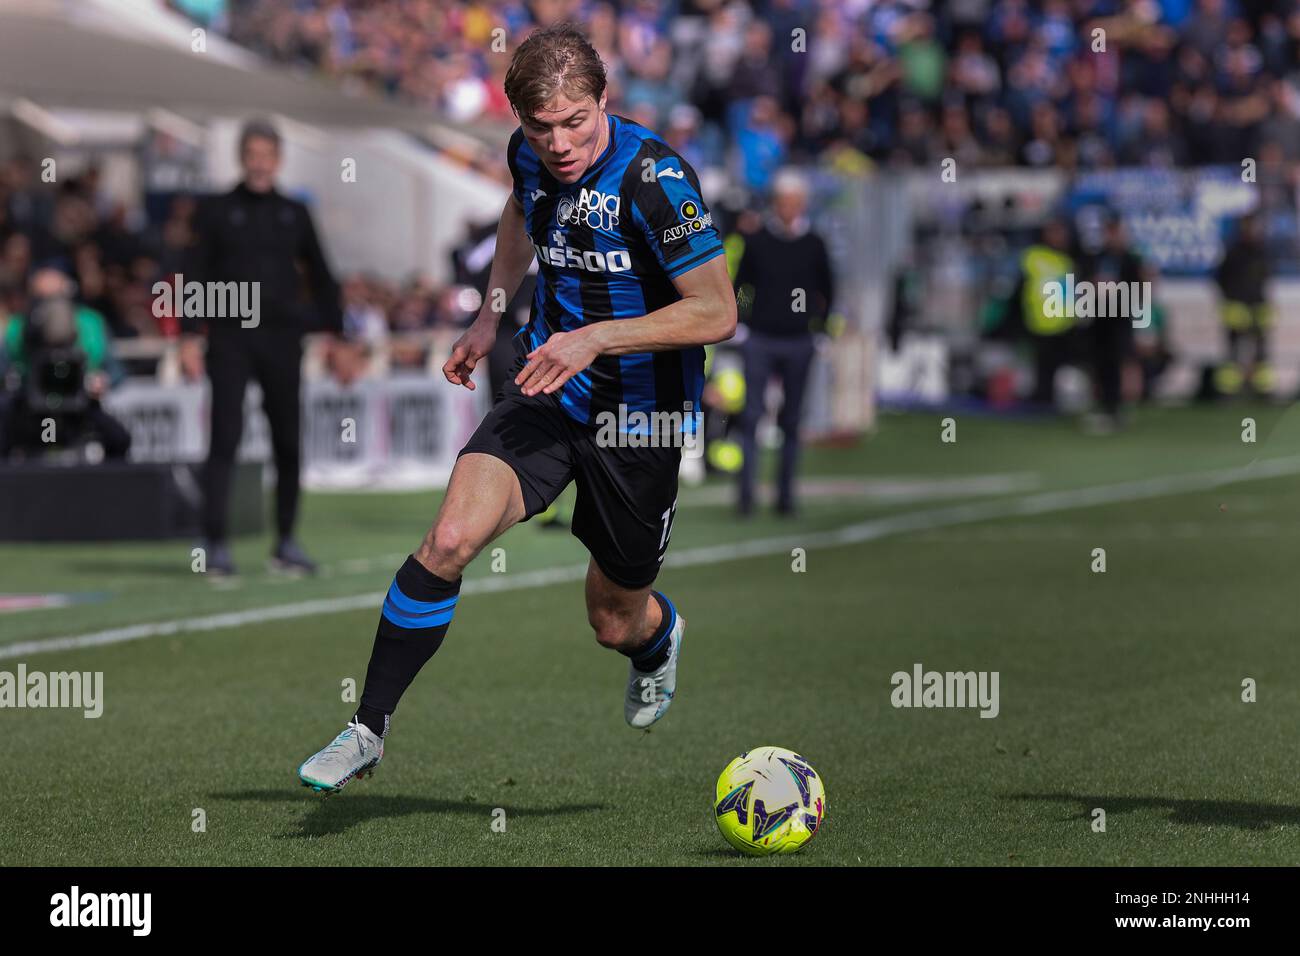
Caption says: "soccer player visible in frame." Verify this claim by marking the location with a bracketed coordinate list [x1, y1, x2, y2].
[298, 23, 736, 792]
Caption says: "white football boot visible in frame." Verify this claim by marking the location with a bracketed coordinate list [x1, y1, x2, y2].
[625, 614, 685, 728]
[297, 719, 383, 794]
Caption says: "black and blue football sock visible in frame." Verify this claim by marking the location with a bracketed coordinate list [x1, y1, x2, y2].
[355, 554, 460, 737]
[624, 591, 676, 673]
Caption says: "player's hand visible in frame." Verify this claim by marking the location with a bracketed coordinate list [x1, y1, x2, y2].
[443, 321, 496, 390]
[516, 329, 600, 396]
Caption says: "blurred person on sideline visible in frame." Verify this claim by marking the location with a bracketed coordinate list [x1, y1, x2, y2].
[1076, 214, 1149, 433]
[732, 168, 833, 517]
[0, 266, 131, 461]
[188, 118, 342, 577]
[1214, 212, 1274, 397]
[1011, 218, 1078, 410]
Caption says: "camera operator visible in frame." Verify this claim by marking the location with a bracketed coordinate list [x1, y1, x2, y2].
[0, 266, 131, 461]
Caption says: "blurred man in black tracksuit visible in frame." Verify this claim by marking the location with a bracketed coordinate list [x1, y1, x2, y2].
[1076, 215, 1148, 429]
[189, 119, 342, 576]
[733, 169, 833, 517]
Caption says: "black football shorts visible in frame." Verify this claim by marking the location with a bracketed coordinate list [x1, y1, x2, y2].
[457, 348, 681, 590]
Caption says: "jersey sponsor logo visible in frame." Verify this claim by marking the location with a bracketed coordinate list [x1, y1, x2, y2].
[656, 163, 685, 180]
[557, 187, 622, 231]
[534, 242, 633, 273]
[661, 199, 713, 245]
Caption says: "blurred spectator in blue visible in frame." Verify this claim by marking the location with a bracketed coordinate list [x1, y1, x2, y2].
[733, 96, 790, 196]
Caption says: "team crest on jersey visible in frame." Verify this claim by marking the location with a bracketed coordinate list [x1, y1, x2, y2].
[661, 199, 712, 245]
[557, 188, 621, 231]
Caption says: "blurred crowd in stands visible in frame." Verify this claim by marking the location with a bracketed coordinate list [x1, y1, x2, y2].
[0, 154, 481, 381]
[173, 0, 1300, 188]
[6, 0, 1300, 385]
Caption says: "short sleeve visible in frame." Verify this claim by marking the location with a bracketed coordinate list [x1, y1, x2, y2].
[630, 147, 725, 280]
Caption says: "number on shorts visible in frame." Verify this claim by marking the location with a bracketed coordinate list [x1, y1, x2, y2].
[658, 497, 679, 555]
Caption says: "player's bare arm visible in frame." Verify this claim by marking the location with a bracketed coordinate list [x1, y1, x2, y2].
[515, 254, 736, 396]
[443, 193, 533, 390]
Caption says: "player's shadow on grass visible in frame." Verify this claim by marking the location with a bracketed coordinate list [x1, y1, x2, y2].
[1012, 792, 1300, 831]
[214, 789, 605, 839]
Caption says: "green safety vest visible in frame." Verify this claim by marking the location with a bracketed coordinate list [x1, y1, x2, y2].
[1021, 246, 1074, 336]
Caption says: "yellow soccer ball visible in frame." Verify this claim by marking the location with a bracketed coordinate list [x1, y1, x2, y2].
[713, 746, 826, 856]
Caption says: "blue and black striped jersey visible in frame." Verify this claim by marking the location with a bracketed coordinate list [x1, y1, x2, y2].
[507, 113, 725, 430]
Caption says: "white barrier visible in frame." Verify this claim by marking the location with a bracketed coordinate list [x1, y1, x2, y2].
[103, 374, 488, 491]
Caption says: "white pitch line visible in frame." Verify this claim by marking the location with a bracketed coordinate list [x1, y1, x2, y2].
[4, 455, 1297, 661]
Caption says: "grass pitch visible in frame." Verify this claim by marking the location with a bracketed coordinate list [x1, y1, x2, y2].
[3, 403, 1300, 865]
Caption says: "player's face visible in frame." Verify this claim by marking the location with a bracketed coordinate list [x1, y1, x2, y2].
[521, 91, 608, 184]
